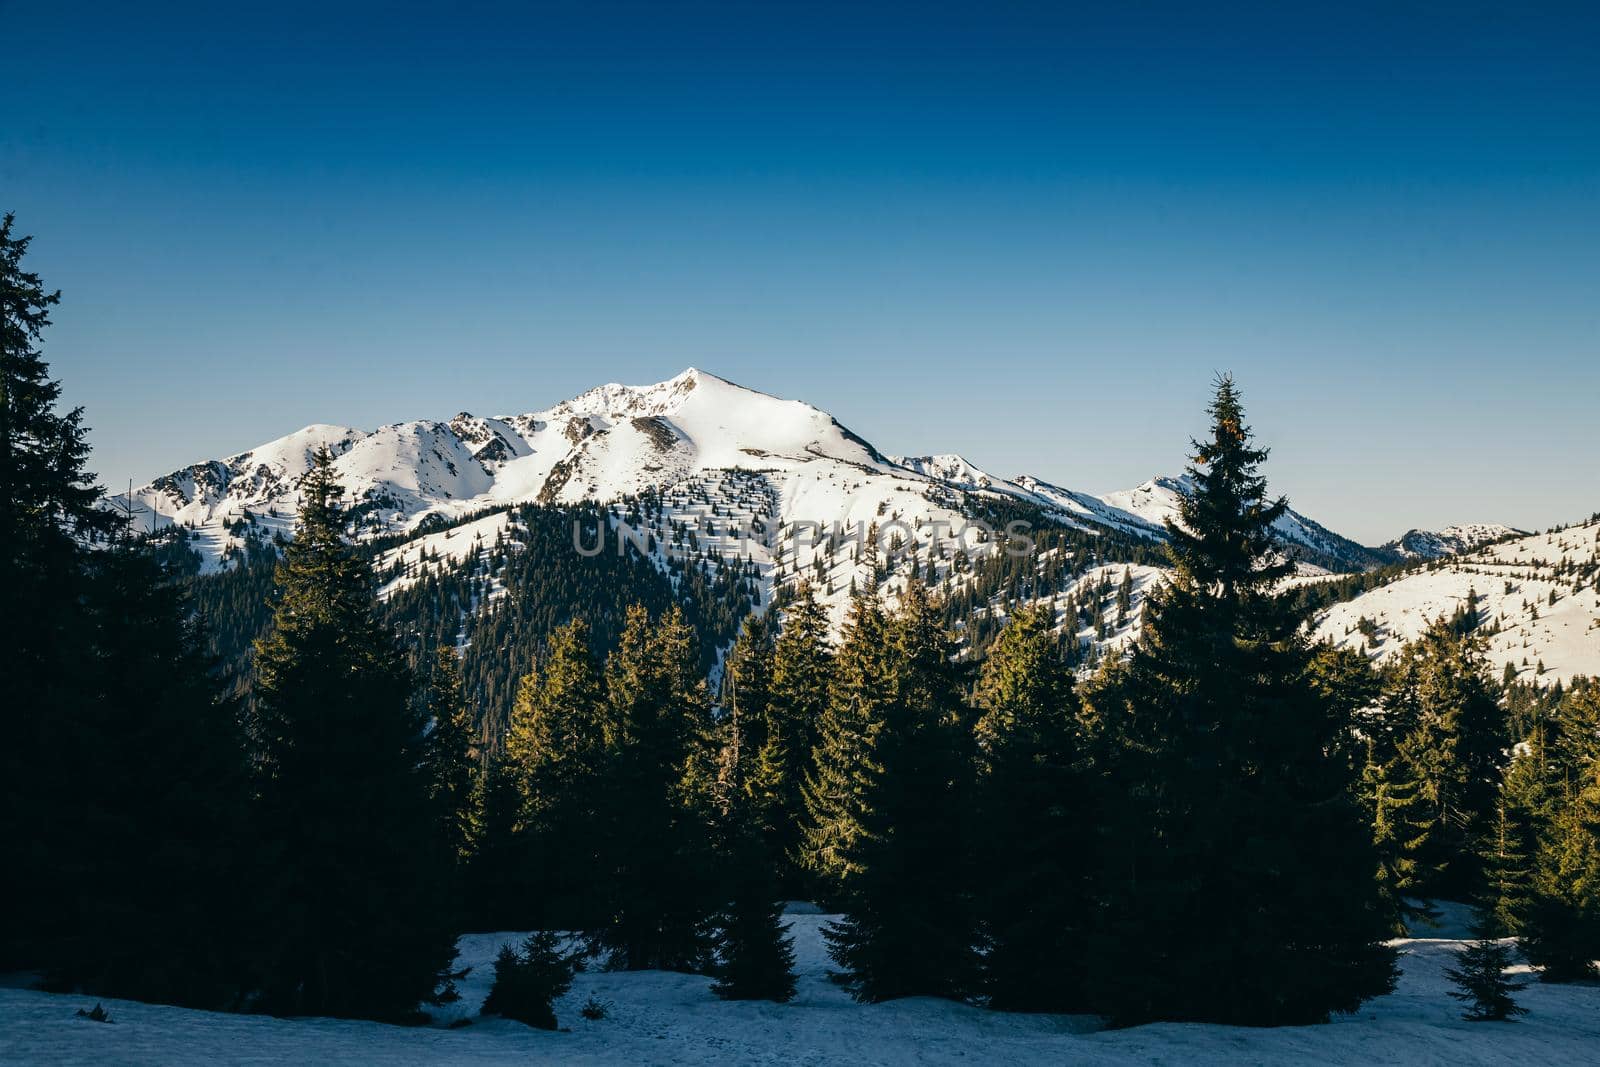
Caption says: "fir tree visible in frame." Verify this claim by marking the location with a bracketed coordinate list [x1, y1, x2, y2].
[1445, 919, 1528, 1022]
[769, 581, 833, 889]
[249, 449, 458, 1020]
[422, 647, 484, 874]
[971, 604, 1091, 1012]
[800, 593, 891, 893]
[480, 932, 574, 1030]
[0, 214, 121, 967]
[507, 620, 608, 929]
[1087, 376, 1396, 1026]
[1376, 622, 1509, 901]
[822, 584, 979, 1003]
[590, 605, 716, 971]
[48, 539, 255, 1008]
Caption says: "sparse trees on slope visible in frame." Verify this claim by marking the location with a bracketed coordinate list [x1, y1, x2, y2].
[250, 449, 457, 1020]
[1086, 375, 1397, 1026]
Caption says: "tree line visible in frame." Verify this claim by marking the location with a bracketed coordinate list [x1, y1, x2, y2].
[6, 213, 1598, 1030]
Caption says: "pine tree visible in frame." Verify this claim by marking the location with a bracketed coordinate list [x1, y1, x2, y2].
[1087, 376, 1396, 1026]
[769, 581, 833, 889]
[1445, 918, 1528, 1022]
[971, 604, 1090, 1012]
[480, 932, 574, 1030]
[507, 620, 608, 929]
[249, 449, 458, 1020]
[1, 214, 121, 968]
[590, 605, 716, 971]
[48, 539, 255, 1008]
[1376, 621, 1509, 901]
[709, 645, 798, 1003]
[470, 753, 530, 931]
[422, 647, 483, 874]
[800, 593, 891, 894]
[822, 584, 979, 1003]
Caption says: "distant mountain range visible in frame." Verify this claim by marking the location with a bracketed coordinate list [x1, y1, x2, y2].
[130, 369, 1587, 678]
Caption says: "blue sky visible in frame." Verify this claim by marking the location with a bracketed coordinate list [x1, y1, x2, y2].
[4, 1, 1596, 542]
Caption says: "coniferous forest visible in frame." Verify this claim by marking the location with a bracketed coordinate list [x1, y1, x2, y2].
[8, 211, 1600, 1044]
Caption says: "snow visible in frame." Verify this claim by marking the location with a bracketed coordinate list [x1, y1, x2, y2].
[7, 904, 1600, 1065]
[1315, 519, 1600, 683]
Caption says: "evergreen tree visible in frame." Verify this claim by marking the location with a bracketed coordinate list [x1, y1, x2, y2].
[48, 540, 255, 1008]
[1444, 919, 1528, 1022]
[0, 213, 121, 967]
[800, 593, 891, 893]
[1376, 622, 1509, 900]
[971, 604, 1091, 1012]
[709, 641, 799, 1003]
[1521, 766, 1600, 981]
[1087, 376, 1396, 1026]
[590, 605, 716, 971]
[769, 582, 833, 889]
[822, 584, 979, 1003]
[470, 753, 530, 931]
[480, 932, 574, 1030]
[422, 647, 484, 874]
[249, 449, 458, 1020]
[507, 620, 608, 929]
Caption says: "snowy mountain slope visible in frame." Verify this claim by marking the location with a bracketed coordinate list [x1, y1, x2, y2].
[7, 903, 1598, 1065]
[1314, 519, 1600, 683]
[1381, 523, 1525, 560]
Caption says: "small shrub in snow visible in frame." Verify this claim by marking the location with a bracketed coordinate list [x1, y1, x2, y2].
[1446, 928, 1528, 1022]
[579, 996, 610, 1021]
[74, 1004, 113, 1023]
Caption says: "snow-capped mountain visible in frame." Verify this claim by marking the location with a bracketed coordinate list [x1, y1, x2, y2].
[1314, 520, 1600, 683]
[1380, 523, 1524, 560]
[131, 368, 1557, 654]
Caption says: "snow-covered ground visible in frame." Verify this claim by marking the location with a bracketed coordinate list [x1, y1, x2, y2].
[6, 904, 1599, 1065]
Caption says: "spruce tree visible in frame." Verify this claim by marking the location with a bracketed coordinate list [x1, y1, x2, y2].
[49, 539, 255, 1008]
[769, 581, 833, 889]
[0, 213, 121, 967]
[250, 449, 458, 1020]
[1445, 919, 1528, 1022]
[800, 593, 891, 894]
[822, 584, 979, 1003]
[1376, 622, 1509, 901]
[971, 604, 1091, 1012]
[507, 619, 608, 929]
[480, 932, 574, 1030]
[1087, 376, 1396, 1026]
[422, 646, 484, 875]
[590, 605, 716, 971]
[709, 635, 799, 1003]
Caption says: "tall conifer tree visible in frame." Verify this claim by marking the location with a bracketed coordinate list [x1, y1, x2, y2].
[822, 585, 979, 1002]
[972, 604, 1091, 1012]
[1087, 376, 1396, 1026]
[250, 449, 457, 1020]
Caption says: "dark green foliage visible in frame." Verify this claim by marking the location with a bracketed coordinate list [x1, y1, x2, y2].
[504, 619, 609, 930]
[0, 214, 122, 968]
[1373, 622, 1509, 901]
[1084, 376, 1396, 1026]
[971, 604, 1090, 1013]
[588, 605, 717, 972]
[423, 647, 484, 874]
[480, 932, 574, 1030]
[1445, 919, 1528, 1022]
[820, 585, 979, 1003]
[249, 450, 458, 1021]
[45, 541, 255, 1009]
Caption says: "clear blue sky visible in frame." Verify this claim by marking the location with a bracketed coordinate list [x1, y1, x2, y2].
[4, 1, 1596, 543]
